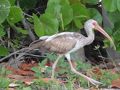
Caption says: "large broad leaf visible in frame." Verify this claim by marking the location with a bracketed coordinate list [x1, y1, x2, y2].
[72, 3, 89, 28]
[117, 0, 120, 11]
[0, 0, 10, 24]
[60, 0, 70, 5]
[33, 14, 45, 36]
[73, 19, 82, 29]
[84, 0, 99, 4]
[109, 11, 120, 24]
[61, 4, 73, 27]
[8, 6, 23, 23]
[34, 13, 59, 36]
[0, 26, 6, 37]
[0, 77, 10, 88]
[69, 0, 80, 5]
[103, 0, 117, 12]
[8, 0, 15, 6]
[46, 0, 73, 28]
[45, 2, 61, 19]
[40, 13, 59, 35]
[0, 45, 9, 56]
[47, 0, 60, 7]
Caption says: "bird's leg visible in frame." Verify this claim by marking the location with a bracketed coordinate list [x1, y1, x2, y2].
[65, 54, 102, 86]
[51, 55, 63, 79]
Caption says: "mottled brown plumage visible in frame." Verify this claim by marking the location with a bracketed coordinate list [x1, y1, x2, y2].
[29, 33, 85, 54]
[43, 33, 84, 54]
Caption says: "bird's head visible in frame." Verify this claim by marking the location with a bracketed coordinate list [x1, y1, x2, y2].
[84, 19, 116, 50]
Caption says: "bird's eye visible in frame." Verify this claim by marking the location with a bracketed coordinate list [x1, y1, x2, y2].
[92, 22, 97, 26]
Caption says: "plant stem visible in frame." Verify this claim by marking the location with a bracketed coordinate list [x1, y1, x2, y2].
[60, 14, 64, 31]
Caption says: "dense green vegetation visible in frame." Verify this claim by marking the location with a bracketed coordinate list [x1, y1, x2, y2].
[0, 0, 120, 57]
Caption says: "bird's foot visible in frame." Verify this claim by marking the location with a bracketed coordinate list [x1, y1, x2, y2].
[87, 77, 102, 86]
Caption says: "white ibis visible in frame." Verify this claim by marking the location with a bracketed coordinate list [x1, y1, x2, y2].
[28, 19, 115, 85]
[0, 19, 115, 85]
[30, 19, 116, 85]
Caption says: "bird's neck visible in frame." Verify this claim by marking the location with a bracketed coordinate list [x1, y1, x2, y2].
[85, 27, 95, 45]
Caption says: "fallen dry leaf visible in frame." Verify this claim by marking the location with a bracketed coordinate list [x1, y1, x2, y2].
[76, 87, 84, 90]
[111, 78, 120, 88]
[5, 65, 35, 76]
[16, 69, 34, 76]
[7, 74, 25, 79]
[23, 78, 34, 85]
[19, 62, 38, 71]
[92, 67, 102, 76]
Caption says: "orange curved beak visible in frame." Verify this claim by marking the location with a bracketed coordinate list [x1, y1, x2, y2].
[94, 24, 116, 50]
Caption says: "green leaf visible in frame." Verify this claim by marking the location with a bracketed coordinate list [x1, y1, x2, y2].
[16, 27, 28, 35]
[47, 0, 61, 7]
[46, 53, 57, 61]
[45, 3, 61, 19]
[0, 45, 9, 56]
[8, 6, 23, 23]
[40, 13, 59, 35]
[0, 77, 10, 88]
[61, 4, 73, 27]
[8, 0, 15, 6]
[103, 0, 117, 12]
[46, 67, 52, 73]
[0, 26, 5, 37]
[72, 3, 89, 28]
[117, 0, 120, 11]
[33, 14, 45, 36]
[72, 3, 89, 19]
[31, 67, 41, 73]
[84, 0, 99, 4]
[23, 87, 32, 90]
[109, 11, 120, 24]
[40, 59, 48, 66]
[74, 19, 82, 28]
[31, 67, 42, 77]
[69, 0, 80, 5]
[46, 0, 73, 27]
[60, 0, 70, 5]
[39, 13, 59, 35]
[0, 0, 10, 24]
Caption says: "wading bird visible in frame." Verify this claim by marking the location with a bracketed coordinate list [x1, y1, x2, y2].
[0, 19, 115, 85]
[29, 19, 115, 85]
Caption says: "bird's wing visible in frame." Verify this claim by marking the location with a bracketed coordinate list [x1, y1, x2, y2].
[43, 32, 85, 54]
[39, 36, 50, 40]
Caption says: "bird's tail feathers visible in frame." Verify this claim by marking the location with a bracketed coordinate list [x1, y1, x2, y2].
[29, 39, 45, 50]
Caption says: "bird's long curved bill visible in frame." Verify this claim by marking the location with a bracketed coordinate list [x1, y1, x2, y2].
[95, 24, 116, 50]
